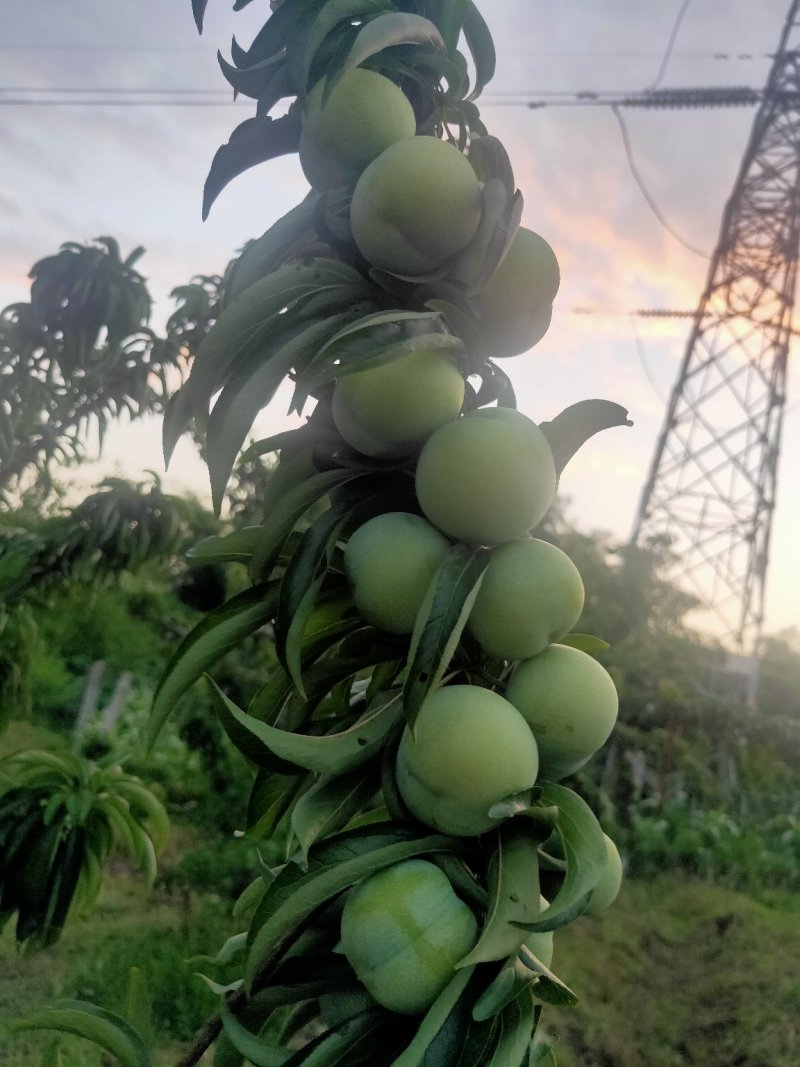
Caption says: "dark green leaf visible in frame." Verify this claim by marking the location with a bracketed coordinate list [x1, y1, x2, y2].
[276, 504, 350, 695]
[162, 385, 196, 469]
[463, 0, 496, 100]
[223, 196, 318, 305]
[514, 785, 606, 932]
[8, 1000, 151, 1067]
[245, 824, 455, 987]
[203, 113, 301, 220]
[187, 527, 262, 564]
[192, 0, 208, 33]
[487, 990, 535, 1066]
[250, 469, 359, 584]
[391, 967, 474, 1067]
[518, 945, 579, 1007]
[458, 823, 541, 968]
[557, 633, 610, 655]
[247, 768, 307, 838]
[332, 13, 445, 91]
[219, 996, 290, 1067]
[148, 583, 278, 747]
[209, 680, 404, 775]
[539, 400, 632, 478]
[282, 1010, 384, 1065]
[290, 762, 379, 866]
[403, 545, 490, 731]
[299, 0, 392, 91]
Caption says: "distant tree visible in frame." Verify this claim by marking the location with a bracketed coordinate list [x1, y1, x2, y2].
[0, 238, 188, 499]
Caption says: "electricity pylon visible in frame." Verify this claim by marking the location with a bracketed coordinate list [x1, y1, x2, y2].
[630, 2, 800, 704]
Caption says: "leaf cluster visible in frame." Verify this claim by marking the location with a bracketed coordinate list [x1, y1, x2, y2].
[192, 0, 496, 216]
[0, 747, 168, 951]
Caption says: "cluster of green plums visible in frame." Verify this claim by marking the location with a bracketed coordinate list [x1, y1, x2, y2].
[290, 66, 622, 1019]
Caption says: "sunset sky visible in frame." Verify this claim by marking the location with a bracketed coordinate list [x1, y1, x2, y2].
[2, 0, 798, 638]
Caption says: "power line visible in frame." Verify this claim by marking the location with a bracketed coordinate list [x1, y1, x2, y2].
[648, 0, 696, 90]
[611, 104, 709, 258]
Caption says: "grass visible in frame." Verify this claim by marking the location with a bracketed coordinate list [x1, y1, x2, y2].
[1, 874, 798, 1066]
[544, 877, 800, 1067]
[0, 872, 241, 1066]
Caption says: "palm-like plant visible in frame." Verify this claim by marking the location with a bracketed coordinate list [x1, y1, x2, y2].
[0, 747, 168, 951]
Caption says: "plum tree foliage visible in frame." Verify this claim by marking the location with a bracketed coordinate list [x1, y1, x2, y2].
[8, 2, 637, 1064]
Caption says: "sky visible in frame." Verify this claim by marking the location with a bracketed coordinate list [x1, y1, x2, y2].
[1, 0, 798, 638]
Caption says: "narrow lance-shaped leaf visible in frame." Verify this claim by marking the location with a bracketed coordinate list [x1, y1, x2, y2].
[203, 113, 301, 220]
[457, 822, 541, 968]
[290, 761, 380, 867]
[275, 503, 350, 696]
[516, 783, 607, 932]
[463, 0, 496, 100]
[148, 583, 278, 748]
[249, 468, 359, 583]
[245, 824, 456, 988]
[518, 944, 579, 1007]
[328, 13, 446, 96]
[403, 544, 490, 732]
[391, 967, 475, 1067]
[486, 987, 535, 1067]
[539, 399, 632, 478]
[7, 1001, 151, 1067]
[299, 0, 393, 91]
[557, 633, 610, 655]
[209, 679, 404, 776]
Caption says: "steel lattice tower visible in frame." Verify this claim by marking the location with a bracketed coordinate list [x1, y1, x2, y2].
[630, 3, 800, 702]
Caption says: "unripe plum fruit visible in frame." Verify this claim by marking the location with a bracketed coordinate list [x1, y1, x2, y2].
[340, 859, 478, 1014]
[350, 137, 483, 277]
[505, 644, 618, 781]
[396, 684, 539, 836]
[299, 68, 416, 191]
[468, 537, 584, 661]
[415, 407, 557, 545]
[586, 833, 623, 915]
[479, 227, 560, 357]
[344, 512, 449, 634]
[332, 347, 465, 458]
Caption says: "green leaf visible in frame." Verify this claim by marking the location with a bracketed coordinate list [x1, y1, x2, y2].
[463, 0, 496, 100]
[219, 996, 290, 1067]
[206, 311, 356, 512]
[539, 400, 632, 478]
[282, 1010, 384, 1065]
[247, 768, 307, 839]
[209, 680, 404, 775]
[8, 1001, 151, 1067]
[191, 0, 208, 33]
[250, 469, 359, 583]
[203, 113, 301, 220]
[403, 544, 490, 731]
[487, 990, 535, 1066]
[245, 824, 455, 988]
[188, 931, 247, 968]
[290, 762, 379, 867]
[247, 629, 403, 727]
[187, 527, 263, 564]
[458, 823, 541, 968]
[162, 385, 195, 469]
[299, 0, 392, 91]
[187, 259, 366, 422]
[332, 12, 445, 91]
[518, 946, 579, 1007]
[391, 966, 474, 1067]
[223, 195, 319, 304]
[515, 785, 606, 932]
[276, 504, 350, 695]
[557, 633, 610, 655]
[148, 583, 278, 747]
